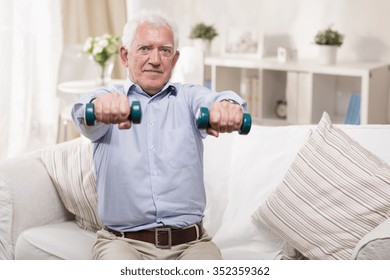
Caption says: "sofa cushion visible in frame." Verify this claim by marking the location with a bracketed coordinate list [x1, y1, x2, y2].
[41, 138, 103, 232]
[0, 152, 71, 260]
[352, 218, 390, 259]
[253, 112, 390, 259]
[15, 221, 96, 260]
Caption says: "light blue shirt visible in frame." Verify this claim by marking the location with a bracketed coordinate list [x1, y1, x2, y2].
[72, 80, 246, 232]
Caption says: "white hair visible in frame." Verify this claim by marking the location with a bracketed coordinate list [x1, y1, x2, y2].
[122, 10, 179, 51]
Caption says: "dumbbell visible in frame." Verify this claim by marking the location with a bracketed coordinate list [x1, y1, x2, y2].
[85, 100, 142, 126]
[196, 107, 252, 135]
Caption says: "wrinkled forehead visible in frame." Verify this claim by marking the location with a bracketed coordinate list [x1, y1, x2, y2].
[132, 23, 175, 47]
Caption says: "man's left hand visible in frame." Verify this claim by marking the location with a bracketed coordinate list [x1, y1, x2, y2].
[207, 100, 243, 137]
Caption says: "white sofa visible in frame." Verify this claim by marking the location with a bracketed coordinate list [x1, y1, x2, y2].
[1, 113, 390, 260]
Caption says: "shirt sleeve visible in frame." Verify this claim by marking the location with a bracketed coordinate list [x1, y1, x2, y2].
[178, 83, 248, 139]
[183, 84, 248, 117]
[71, 88, 112, 142]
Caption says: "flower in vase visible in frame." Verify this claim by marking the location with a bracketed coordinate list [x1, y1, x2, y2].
[83, 33, 121, 84]
[83, 33, 121, 66]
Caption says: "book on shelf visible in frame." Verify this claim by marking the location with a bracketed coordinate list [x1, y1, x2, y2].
[240, 77, 259, 118]
[344, 93, 361, 125]
[285, 72, 312, 124]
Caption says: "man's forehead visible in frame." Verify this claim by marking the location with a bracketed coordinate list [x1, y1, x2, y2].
[130, 23, 173, 49]
[137, 23, 173, 36]
[134, 34, 174, 48]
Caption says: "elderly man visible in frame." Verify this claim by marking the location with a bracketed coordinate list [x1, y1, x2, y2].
[72, 10, 247, 260]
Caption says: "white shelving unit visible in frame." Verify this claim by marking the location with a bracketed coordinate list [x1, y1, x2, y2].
[204, 56, 390, 125]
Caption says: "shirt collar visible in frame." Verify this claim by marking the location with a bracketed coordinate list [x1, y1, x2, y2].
[124, 79, 178, 98]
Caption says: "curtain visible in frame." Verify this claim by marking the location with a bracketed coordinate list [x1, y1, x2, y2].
[0, 0, 63, 159]
[61, 0, 127, 79]
[0, 0, 127, 159]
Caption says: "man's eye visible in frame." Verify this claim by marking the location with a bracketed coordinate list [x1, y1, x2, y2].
[139, 46, 149, 52]
[161, 47, 172, 56]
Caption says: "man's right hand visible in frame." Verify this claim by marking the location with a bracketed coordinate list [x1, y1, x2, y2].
[91, 93, 132, 129]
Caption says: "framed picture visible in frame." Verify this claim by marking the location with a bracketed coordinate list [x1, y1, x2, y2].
[221, 27, 262, 58]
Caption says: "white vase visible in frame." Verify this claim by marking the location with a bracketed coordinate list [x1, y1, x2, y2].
[94, 57, 115, 86]
[192, 38, 211, 56]
[318, 45, 338, 65]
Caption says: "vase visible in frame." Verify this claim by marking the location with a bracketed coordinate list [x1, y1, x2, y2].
[192, 38, 211, 56]
[94, 57, 115, 86]
[318, 45, 338, 65]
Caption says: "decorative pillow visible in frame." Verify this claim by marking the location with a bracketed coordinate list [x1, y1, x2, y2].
[41, 137, 103, 232]
[253, 112, 390, 259]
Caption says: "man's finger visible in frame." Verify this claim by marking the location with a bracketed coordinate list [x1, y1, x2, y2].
[118, 120, 131, 130]
[119, 99, 130, 122]
[206, 127, 219, 138]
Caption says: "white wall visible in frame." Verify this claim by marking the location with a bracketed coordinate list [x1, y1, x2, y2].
[126, 0, 390, 63]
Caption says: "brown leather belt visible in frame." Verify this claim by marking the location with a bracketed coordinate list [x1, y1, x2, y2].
[105, 223, 202, 249]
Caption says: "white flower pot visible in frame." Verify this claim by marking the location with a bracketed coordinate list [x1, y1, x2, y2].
[318, 45, 339, 65]
[192, 39, 211, 56]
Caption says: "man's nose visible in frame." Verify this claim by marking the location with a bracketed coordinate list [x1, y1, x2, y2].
[149, 48, 161, 65]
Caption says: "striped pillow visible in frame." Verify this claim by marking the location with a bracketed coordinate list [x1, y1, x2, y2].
[253, 112, 390, 259]
[41, 138, 103, 232]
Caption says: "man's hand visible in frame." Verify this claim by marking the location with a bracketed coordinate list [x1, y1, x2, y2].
[91, 93, 132, 129]
[207, 100, 243, 137]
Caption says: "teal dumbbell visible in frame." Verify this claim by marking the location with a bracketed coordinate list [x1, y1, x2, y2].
[85, 101, 142, 126]
[196, 107, 252, 135]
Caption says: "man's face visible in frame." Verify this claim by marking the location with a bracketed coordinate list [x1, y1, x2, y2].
[120, 23, 180, 96]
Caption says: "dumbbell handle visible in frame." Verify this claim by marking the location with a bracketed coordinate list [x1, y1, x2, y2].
[196, 107, 252, 135]
[85, 100, 142, 126]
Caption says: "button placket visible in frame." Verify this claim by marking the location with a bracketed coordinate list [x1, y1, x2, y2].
[146, 103, 162, 212]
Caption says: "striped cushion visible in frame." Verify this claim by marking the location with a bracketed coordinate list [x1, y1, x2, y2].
[253, 112, 390, 259]
[41, 138, 103, 232]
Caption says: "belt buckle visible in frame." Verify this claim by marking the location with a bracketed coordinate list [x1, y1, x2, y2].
[155, 227, 172, 249]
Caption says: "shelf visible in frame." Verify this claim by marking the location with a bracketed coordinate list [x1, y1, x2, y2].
[205, 56, 390, 125]
[259, 57, 387, 77]
[205, 56, 261, 69]
[259, 118, 289, 126]
[206, 56, 388, 76]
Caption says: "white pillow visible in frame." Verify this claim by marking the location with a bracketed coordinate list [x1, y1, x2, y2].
[41, 138, 103, 232]
[204, 124, 313, 259]
[253, 112, 390, 259]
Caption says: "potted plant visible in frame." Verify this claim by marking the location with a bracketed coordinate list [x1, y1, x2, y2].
[314, 25, 344, 65]
[189, 23, 218, 55]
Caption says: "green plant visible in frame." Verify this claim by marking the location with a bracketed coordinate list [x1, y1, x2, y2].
[190, 23, 218, 40]
[83, 33, 121, 67]
[314, 26, 344, 46]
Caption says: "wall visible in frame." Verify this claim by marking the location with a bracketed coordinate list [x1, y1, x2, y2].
[126, 0, 390, 63]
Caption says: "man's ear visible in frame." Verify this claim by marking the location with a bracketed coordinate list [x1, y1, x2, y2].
[119, 46, 129, 67]
[171, 50, 180, 68]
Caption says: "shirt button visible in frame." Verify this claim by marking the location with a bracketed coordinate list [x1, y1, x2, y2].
[152, 170, 158, 175]
[150, 145, 155, 150]
[149, 122, 154, 126]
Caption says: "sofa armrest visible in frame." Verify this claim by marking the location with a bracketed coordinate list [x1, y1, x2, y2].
[0, 152, 73, 259]
[352, 218, 390, 259]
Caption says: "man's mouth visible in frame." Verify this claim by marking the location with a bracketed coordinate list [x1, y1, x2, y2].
[144, 69, 163, 73]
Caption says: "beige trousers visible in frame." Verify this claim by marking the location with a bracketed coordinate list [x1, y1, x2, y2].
[92, 227, 222, 260]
